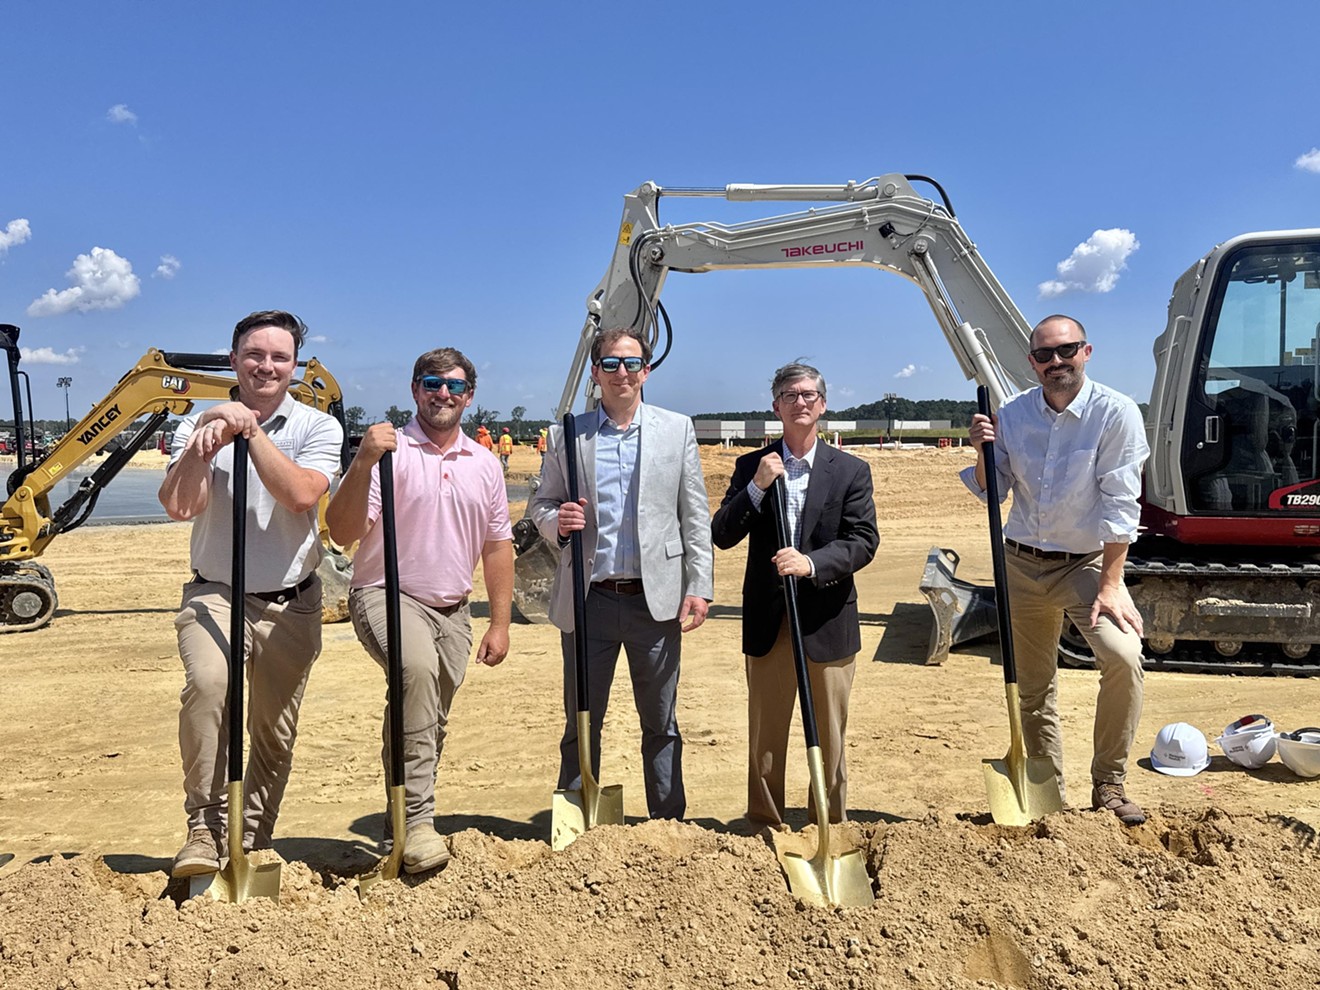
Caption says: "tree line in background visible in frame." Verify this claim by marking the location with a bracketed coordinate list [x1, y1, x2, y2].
[693, 397, 981, 427]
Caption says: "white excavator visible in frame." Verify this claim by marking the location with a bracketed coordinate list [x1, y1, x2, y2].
[511, 174, 1320, 674]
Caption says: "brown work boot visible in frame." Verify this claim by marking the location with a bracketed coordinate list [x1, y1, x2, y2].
[1091, 782, 1146, 826]
[402, 823, 451, 874]
[171, 826, 221, 877]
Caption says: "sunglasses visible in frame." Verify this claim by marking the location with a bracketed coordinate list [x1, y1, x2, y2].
[415, 375, 470, 394]
[596, 356, 646, 373]
[1029, 341, 1086, 363]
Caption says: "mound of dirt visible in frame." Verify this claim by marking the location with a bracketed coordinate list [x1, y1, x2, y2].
[3, 809, 1318, 990]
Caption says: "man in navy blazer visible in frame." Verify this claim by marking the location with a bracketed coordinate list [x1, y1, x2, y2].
[711, 361, 878, 828]
[530, 327, 714, 820]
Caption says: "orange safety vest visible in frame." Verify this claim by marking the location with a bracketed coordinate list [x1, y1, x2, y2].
[498, 434, 513, 455]
[477, 430, 493, 450]
[537, 433, 547, 453]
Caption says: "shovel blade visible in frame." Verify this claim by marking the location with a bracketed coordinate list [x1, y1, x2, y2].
[781, 846, 874, 908]
[208, 852, 281, 904]
[550, 783, 624, 851]
[982, 755, 1064, 826]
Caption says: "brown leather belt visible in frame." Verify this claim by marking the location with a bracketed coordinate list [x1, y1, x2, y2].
[1004, 539, 1089, 562]
[592, 578, 644, 596]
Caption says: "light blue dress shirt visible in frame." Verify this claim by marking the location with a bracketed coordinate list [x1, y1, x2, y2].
[593, 403, 643, 582]
[960, 378, 1149, 554]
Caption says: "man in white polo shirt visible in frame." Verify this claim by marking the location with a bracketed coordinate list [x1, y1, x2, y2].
[327, 347, 513, 873]
[159, 310, 344, 877]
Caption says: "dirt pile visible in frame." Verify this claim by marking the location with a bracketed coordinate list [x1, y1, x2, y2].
[3, 810, 1318, 990]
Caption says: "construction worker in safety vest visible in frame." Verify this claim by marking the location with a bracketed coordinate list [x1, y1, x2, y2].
[498, 427, 514, 475]
[537, 427, 548, 467]
[476, 424, 494, 451]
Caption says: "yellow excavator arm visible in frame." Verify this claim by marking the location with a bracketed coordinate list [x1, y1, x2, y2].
[1, 330, 347, 632]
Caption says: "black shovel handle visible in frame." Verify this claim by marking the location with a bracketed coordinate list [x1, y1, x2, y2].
[228, 434, 249, 784]
[380, 451, 405, 788]
[977, 385, 1018, 686]
[772, 477, 820, 750]
[562, 413, 590, 714]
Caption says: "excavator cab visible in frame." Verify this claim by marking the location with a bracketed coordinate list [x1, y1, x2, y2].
[1180, 243, 1319, 518]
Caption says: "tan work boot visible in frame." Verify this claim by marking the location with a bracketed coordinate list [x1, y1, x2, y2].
[171, 826, 221, 877]
[1091, 782, 1146, 826]
[402, 823, 451, 874]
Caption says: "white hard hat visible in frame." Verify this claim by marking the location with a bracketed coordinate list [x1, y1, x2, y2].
[1150, 722, 1210, 776]
[1275, 728, 1320, 779]
[1216, 714, 1277, 770]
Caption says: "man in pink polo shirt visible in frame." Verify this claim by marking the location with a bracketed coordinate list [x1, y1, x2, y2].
[327, 347, 513, 873]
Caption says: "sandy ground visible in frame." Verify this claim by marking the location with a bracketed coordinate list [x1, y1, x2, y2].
[3, 445, 1320, 989]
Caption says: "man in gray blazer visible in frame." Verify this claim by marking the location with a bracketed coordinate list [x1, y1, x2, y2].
[530, 327, 714, 820]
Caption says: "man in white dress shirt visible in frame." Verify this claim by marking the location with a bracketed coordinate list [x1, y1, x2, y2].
[963, 314, 1150, 825]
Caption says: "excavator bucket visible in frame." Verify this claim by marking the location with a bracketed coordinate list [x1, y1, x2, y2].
[919, 547, 998, 665]
[511, 518, 557, 624]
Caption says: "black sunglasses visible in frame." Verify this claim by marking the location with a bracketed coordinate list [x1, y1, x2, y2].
[1029, 341, 1086, 363]
[415, 375, 470, 394]
[596, 356, 646, 373]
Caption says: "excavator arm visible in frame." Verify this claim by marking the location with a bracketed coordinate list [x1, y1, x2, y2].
[550, 174, 1036, 417]
[1, 328, 347, 632]
[514, 173, 1037, 623]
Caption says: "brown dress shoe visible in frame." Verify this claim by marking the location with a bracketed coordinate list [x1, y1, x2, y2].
[1092, 782, 1146, 826]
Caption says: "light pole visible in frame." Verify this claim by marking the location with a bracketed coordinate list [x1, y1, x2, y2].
[56, 377, 73, 433]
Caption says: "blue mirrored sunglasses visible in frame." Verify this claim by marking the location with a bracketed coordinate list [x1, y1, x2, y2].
[416, 375, 469, 394]
[597, 356, 645, 373]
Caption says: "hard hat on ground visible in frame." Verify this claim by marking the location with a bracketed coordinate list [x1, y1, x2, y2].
[1217, 714, 1277, 769]
[1150, 722, 1210, 776]
[1276, 728, 1320, 779]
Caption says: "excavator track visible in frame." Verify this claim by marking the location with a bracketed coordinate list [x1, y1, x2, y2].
[0, 561, 58, 633]
[1058, 550, 1320, 676]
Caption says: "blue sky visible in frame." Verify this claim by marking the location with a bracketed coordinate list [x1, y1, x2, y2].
[4, 3, 1320, 426]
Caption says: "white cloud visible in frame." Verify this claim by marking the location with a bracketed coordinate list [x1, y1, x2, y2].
[107, 104, 138, 125]
[307, 334, 328, 343]
[20, 346, 84, 365]
[894, 364, 917, 378]
[153, 254, 180, 279]
[27, 247, 142, 317]
[1038, 229, 1139, 298]
[1295, 148, 1320, 173]
[1, 218, 31, 254]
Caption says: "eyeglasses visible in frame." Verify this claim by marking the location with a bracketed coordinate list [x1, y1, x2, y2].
[415, 375, 470, 394]
[778, 390, 821, 405]
[596, 356, 646, 373]
[1029, 341, 1086, 363]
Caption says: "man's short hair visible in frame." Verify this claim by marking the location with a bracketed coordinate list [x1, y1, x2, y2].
[232, 311, 308, 356]
[1031, 314, 1087, 346]
[412, 347, 477, 389]
[771, 361, 826, 400]
[591, 326, 653, 364]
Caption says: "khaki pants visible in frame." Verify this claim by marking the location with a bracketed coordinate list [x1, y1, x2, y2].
[349, 587, 472, 832]
[1004, 547, 1145, 800]
[746, 618, 856, 826]
[175, 576, 322, 849]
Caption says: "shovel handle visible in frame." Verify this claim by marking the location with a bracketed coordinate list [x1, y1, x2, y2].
[380, 451, 405, 788]
[228, 435, 249, 785]
[977, 386, 1018, 687]
[562, 413, 590, 714]
[772, 477, 820, 750]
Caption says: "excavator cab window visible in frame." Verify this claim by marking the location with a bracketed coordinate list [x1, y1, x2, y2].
[1184, 243, 1320, 513]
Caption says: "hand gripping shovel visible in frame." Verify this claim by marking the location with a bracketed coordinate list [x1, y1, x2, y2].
[550, 412, 624, 850]
[976, 385, 1064, 826]
[357, 451, 406, 896]
[771, 478, 873, 908]
[210, 435, 282, 903]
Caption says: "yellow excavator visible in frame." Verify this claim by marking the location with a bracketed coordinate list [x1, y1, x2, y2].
[1, 323, 350, 633]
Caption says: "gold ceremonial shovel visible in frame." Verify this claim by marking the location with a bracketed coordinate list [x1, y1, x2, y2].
[974, 386, 1064, 826]
[210, 435, 281, 903]
[771, 478, 873, 908]
[550, 412, 623, 850]
[358, 451, 407, 897]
